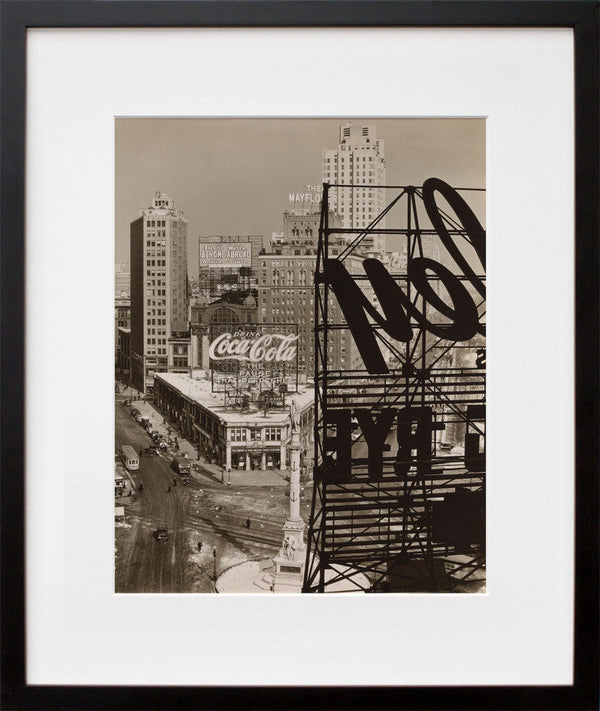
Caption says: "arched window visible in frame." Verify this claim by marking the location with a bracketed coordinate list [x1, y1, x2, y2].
[211, 307, 238, 324]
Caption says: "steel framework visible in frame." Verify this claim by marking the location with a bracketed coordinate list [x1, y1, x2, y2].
[303, 180, 486, 593]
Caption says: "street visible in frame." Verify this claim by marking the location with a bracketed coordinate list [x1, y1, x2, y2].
[115, 399, 298, 593]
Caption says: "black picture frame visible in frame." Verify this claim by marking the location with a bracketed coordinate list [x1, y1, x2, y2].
[1, 2, 598, 709]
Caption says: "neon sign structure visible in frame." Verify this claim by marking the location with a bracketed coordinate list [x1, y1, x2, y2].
[303, 179, 486, 593]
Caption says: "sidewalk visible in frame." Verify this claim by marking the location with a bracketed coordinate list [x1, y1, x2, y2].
[127, 397, 292, 488]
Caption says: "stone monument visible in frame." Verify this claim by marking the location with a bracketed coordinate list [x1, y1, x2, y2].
[272, 401, 306, 593]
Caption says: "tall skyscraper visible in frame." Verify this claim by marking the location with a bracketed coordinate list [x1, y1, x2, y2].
[130, 192, 188, 393]
[322, 123, 386, 253]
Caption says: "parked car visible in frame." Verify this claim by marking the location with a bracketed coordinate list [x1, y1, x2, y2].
[124, 399, 131, 406]
[144, 446, 159, 455]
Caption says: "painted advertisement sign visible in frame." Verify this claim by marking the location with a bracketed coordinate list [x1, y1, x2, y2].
[198, 242, 252, 268]
[209, 323, 299, 395]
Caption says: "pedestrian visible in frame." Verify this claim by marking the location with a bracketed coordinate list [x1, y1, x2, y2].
[173, 478, 177, 487]
[197, 541, 203, 551]
[128, 490, 132, 497]
[140, 448, 144, 457]
[167, 485, 172, 493]
[245, 519, 251, 529]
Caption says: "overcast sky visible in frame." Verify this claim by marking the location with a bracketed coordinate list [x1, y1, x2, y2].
[115, 118, 485, 274]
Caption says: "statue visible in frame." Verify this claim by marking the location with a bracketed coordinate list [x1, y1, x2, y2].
[283, 535, 297, 560]
[289, 400, 300, 432]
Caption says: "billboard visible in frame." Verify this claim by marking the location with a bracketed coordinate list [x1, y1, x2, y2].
[198, 242, 252, 268]
[209, 323, 299, 397]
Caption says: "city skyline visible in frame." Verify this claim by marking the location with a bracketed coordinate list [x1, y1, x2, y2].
[116, 118, 485, 275]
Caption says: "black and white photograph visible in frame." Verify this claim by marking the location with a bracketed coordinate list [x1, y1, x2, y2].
[114, 118, 486, 594]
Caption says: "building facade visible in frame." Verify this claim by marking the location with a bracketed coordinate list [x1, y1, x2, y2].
[115, 262, 130, 298]
[130, 192, 189, 393]
[153, 372, 314, 474]
[190, 292, 259, 370]
[322, 123, 386, 253]
[115, 296, 130, 344]
[257, 252, 365, 376]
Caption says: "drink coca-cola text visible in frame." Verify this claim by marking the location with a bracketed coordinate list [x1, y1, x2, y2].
[209, 332, 299, 363]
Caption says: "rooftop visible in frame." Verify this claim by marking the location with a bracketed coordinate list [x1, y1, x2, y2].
[154, 371, 314, 426]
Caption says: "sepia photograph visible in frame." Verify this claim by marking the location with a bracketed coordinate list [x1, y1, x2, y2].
[115, 118, 486, 594]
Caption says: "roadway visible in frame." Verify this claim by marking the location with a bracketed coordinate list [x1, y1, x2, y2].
[115, 399, 290, 593]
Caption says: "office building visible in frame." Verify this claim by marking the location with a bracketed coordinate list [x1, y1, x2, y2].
[322, 123, 386, 253]
[130, 192, 189, 393]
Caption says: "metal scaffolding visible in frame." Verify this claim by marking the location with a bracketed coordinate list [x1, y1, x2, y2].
[303, 180, 486, 593]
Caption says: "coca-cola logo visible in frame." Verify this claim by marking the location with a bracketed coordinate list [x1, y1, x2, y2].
[209, 332, 299, 363]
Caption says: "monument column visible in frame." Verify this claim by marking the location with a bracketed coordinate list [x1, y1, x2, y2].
[273, 405, 306, 593]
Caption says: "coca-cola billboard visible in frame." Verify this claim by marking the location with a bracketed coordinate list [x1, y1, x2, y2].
[209, 323, 299, 395]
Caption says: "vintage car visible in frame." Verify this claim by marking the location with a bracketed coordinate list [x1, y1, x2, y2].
[154, 525, 168, 541]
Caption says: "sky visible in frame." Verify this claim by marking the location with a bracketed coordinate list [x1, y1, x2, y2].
[115, 118, 485, 274]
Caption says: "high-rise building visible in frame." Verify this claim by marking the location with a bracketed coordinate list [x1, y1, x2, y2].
[258, 210, 368, 376]
[130, 192, 189, 393]
[322, 123, 386, 253]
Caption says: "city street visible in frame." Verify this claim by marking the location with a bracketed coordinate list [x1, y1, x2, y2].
[115, 398, 305, 593]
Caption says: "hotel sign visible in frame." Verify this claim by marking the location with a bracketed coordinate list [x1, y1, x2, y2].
[199, 242, 252, 268]
[288, 184, 322, 207]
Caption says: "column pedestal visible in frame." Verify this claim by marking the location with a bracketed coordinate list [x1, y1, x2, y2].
[272, 518, 306, 593]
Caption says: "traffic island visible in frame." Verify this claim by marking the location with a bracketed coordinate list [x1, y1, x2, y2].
[214, 558, 369, 594]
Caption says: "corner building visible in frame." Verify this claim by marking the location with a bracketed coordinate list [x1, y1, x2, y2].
[130, 192, 189, 393]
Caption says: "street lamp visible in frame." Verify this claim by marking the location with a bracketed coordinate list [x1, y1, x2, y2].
[212, 547, 217, 581]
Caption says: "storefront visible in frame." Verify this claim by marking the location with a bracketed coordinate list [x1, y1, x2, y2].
[230, 447, 281, 470]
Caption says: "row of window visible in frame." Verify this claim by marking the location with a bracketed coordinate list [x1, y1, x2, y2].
[230, 427, 283, 442]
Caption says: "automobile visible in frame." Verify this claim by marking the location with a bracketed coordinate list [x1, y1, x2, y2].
[124, 399, 131, 406]
[171, 456, 191, 476]
[144, 446, 159, 455]
[154, 525, 168, 541]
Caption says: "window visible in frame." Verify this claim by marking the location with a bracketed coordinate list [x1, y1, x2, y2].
[231, 428, 247, 442]
[264, 427, 281, 441]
